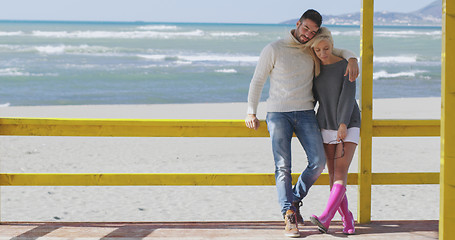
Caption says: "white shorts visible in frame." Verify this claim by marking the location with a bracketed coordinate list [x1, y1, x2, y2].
[321, 127, 360, 144]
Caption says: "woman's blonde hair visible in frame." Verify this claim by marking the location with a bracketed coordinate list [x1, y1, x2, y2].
[309, 27, 334, 77]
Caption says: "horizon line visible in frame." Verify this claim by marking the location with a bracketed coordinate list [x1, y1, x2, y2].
[0, 19, 442, 28]
[1, 19, 285, 25]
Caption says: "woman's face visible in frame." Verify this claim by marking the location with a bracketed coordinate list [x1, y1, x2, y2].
[313, 39, 333, 64]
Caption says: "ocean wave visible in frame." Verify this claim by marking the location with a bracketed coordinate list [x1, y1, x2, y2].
[1, 44, 114, 54]
[61, 64, 98, 69]
[18, 29, 441, 39]
[137, 25, 179, 31]
[35, 45, 66, 54]
[5, 29, 259, 39]
[375, 30, 442, 38]
[210, 31, 258, 37]
[0, 44, 24, 52]
[330, 30, 360, 36]
[31, 30, 205, 39]
[137, 54, 184, 62]
[139, 59, 193, 68]
[0, 68, 58, 77]
[179, 54, 258, 63]
[373, 70, 427, 80]
[137, 54, 167, 61]
[174, 60, 192, 65]
[0, 102, 10, 107]
[0, 31, 24, 36]
[34, 44, 122, 56]
[137, 53, 258, 63]
[0, 68, 29, 76]
[374, 55, 417, 63]
[215, 69, 238, 73]
[330, 30, 441, 38]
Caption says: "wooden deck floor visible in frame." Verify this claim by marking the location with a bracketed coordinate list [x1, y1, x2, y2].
[0, 220, 438, 239]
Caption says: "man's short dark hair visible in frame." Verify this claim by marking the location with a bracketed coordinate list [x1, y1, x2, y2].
[299, 9, 322, 27]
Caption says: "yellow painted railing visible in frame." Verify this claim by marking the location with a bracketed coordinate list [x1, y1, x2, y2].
[0, 172, 439, 186]
[0, 117, 441, 224]
[0, 119, 440, 185]
[0, 118, 440, 138]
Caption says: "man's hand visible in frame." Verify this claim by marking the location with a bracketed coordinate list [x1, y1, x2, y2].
[345, 58, 359, 82]
[245, 114, 260, 130]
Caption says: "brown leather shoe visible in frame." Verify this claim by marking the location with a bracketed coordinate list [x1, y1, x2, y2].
[284, 210, 300, 238]
[292, 201, 304, 224]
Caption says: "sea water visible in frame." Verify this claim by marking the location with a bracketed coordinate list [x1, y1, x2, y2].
[0, 21, 441, 106]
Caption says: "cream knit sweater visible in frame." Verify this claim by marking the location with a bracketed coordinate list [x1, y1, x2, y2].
[247, 30, 356, 114]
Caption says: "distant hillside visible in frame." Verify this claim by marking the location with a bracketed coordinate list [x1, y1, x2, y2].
[281, 0, 441, 26]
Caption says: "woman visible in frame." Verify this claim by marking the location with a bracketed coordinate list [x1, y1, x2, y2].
[308, 27, 361, 235]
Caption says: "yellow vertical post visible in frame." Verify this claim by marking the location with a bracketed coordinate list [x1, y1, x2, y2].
[358, 0, 374, 224]
[440, 0, 455, 239]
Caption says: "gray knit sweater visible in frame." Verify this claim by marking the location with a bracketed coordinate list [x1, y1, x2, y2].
[313, 59, 361, 130]
[247, 30, 357, 114]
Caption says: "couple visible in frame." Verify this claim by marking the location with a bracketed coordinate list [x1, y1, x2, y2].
[245, 9, 361, 237]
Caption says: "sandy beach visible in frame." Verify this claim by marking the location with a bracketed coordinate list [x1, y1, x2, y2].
[0, 97, 440, 222]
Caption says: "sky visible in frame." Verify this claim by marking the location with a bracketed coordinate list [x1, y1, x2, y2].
[1, 0, 437, 24]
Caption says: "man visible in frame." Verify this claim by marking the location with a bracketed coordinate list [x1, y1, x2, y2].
[245, 9, 359, 238]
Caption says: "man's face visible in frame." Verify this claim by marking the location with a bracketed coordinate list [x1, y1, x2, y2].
[294, 19, 319, 44]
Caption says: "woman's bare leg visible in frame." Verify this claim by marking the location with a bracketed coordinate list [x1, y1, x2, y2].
[332, 142, 357, 186]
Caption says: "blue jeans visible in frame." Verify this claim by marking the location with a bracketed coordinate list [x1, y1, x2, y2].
[266, 110, 326, 215]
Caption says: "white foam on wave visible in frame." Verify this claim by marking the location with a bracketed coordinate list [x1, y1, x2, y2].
[138, 60, 193, 68]
[138, 64, 159, 69]
[0, 31, 24, 36]
[35, 45, 66, 54]
[330, 29, 441, 38]
[137, 53, 258, 63]
[138, 54, 192, 65]
[215, 69, 237, 73]
[137, 54, 166, 60]
[0, 102, 10, 107]
[373, 70, 427, 80]
[28, 29, 257, 39]
[210, 31, 258, 37]
[32, 30, 205, 39]
[1, 44, 114, 55]
[374, 55, 417, 63]
[330, 30, 360, 36]
[0, 44, 23, 52]
[0, 68, 58, 77]
[375, 30, 442, 38]
[179, 54, 258, 63]
[33, 44, 118, 55]
[137, 25, 179, 31]
[174, 60, 192, 65]
[0, 68, 27, 76]
[62, 63, 98, 69]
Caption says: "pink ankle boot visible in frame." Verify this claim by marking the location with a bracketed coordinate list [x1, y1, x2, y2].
[338, 195, 355, 234]
[310, 183, 346, 233]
